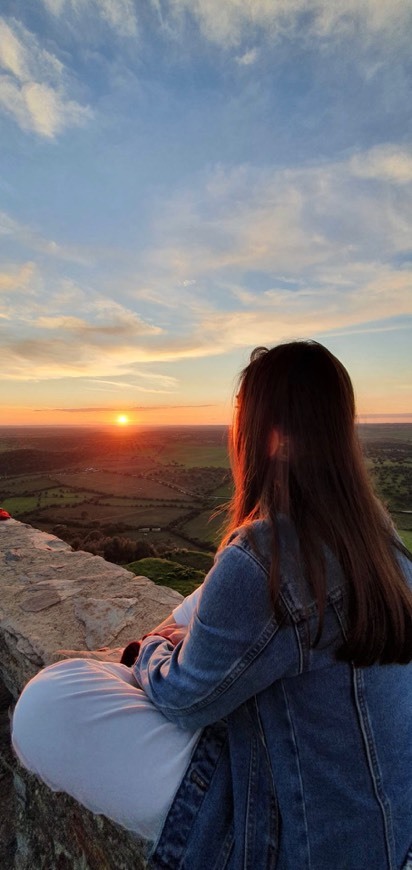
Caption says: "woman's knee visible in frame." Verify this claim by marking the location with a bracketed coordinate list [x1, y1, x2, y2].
[11, 658, 90, 775]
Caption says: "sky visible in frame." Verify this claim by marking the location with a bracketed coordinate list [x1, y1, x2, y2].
[0, 0, 411, 427]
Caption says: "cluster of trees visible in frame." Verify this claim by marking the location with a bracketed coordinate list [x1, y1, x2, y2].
[52, 526, 159, 564]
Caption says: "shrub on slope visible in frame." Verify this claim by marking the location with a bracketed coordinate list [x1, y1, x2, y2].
[162, 548, 214, 574]
[126, 557, 203, 597]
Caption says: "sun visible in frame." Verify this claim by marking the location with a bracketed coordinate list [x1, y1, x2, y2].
[116, 414, 129, 426]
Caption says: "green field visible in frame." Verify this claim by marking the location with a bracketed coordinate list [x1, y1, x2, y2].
[95, 496, 180, 507]
[1, 488, 87, 516]
[358, 424, 412, 444]
[398, 529, 412, 550]
[127, 557, 204, 596]
[180, 507, 227, 546]
[1, 474, 60, 495]
[39, 501, 187, 527]
[159, 444, 230, 468]
[210, 480, 233, 500]
[55, 471, 191, 500]
[164, 548, 215, 573]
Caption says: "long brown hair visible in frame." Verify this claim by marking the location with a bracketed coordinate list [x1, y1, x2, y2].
[224, 340, 412, 666]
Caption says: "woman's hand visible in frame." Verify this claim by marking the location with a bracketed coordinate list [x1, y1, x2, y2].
[120, 613, 184, 665]
[144, 624, 188, 647]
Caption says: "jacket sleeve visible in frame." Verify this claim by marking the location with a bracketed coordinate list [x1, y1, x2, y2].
[133, 542, 302, 730]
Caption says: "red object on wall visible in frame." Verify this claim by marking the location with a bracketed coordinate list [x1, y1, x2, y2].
[0, 509, 11, 520]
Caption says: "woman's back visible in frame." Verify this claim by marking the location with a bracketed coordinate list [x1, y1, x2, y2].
[257, 521, 412, 870]
[139, 517, 412, 869]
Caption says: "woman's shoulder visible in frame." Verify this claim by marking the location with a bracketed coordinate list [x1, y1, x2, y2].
[224, 516, 348, 613]
[224, 518, 273, 571]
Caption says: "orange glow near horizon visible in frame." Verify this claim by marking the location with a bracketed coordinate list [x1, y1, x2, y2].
[116, 414, 129, 426]
[1, 403, 411, 428]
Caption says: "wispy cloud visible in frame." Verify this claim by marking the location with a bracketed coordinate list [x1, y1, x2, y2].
[85, 382, 176, 394]
[0, 17, 92, 137]
[150, 145, 412, 280]
[34, 310, 162, 341]
[349, 145, 412, 184]
[0, 211, 94, 264]
[87, 370, 178, 389]
[155, 0, 412, 49]
[0, 261, 35, 292]
[235, 48, 259, 66]
[42, 403, 215, 412]
[42, 0, 138, 38]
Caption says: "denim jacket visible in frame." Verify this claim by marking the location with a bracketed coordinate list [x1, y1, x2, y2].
[133, 518, 412, 870]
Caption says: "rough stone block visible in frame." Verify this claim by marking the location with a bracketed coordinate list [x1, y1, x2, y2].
[0, 519, 185, 869]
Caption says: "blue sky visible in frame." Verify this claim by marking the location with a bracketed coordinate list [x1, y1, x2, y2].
[0, 0, 411, 425]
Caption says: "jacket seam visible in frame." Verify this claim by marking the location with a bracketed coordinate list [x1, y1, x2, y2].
[231, 540, 270, 576]
[282, 681, 311, 870]
[244, 737, 257, 869]
[332, 599, 348, 641]
[352, 667, 396, 870]
[253, 697, 280, 859]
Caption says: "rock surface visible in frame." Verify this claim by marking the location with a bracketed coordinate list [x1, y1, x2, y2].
[0, 518, 182, 697]
[0, 518, 185, 869]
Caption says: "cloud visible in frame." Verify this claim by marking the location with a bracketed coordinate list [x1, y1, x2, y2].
[235, 48, 259, 66]
[85, 381, 176, 394]
[1, 293, 168, 381]
[149, 145, 412, 284]
[0, 18, 63, 82]
[349, 145, 412, 184]
[87, 369, 178, 389]
[45, 403, 215, 412]
[0, 18, 92, 137]
[42, 0, 138, 38]
[0, 211, 93, 264]
[181, 309, 412, 361]
[0, 261, 35, 292]
[155, 0, 412, 49]
[34, 308, 163, 342]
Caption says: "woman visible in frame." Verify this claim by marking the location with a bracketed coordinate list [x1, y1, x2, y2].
[12, 341, 412, 869]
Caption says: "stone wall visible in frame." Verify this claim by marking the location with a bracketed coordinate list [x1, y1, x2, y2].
[0, 518, 184, 869]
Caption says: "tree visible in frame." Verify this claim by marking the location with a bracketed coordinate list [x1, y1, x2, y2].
[83, 529, 104, 543]
[134, 539, 157, 560]
[103, 536, 135, 564]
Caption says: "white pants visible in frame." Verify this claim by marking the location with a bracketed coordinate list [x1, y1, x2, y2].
[11, 658, 202, 842]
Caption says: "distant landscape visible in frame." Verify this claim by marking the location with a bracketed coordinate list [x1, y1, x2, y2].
[0, 424, 411, 595]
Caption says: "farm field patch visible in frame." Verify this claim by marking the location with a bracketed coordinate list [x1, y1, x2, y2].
[358, 425, 412, 444]
[180, 508, 226, 546]
[127, 557, 203, 597]
[54, 471, 191, 500]
[159, 444, 229, 468]
[210, 480, 233, 500]
[399, 530, 412, 549]
[1, 475, 60, 495]
[1, 489, 88, 516]
[39, 501, 187, 527]
[166, 549, 215, 573]
[393, 511, 412, 532]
